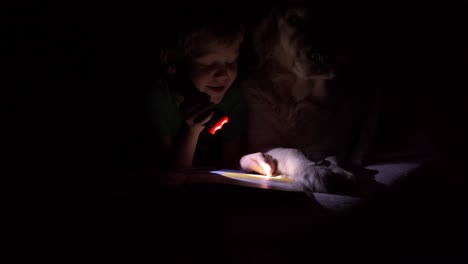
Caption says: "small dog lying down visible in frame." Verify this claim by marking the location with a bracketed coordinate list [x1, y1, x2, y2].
[239, 3, 379, 193]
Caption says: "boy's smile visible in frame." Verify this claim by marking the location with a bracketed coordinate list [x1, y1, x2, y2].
[207, 85, 226, 92]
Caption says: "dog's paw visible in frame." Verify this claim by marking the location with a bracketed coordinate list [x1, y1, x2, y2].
[296, 161, 356, 193]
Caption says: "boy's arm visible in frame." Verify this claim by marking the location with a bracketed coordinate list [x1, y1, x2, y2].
[169, 125, 202, 169]
[160, 96, 214, 169]
[157, 126, 202, 169]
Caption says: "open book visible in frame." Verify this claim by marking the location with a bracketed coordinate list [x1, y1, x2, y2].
[207, 169, 299, 191]
[210, 170, 293, 183]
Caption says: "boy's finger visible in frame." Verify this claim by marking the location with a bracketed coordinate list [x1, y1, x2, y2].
[183, 101, 214, 119]
[188, 107, 214, 124]
[180, 92, 210, 111]
[194, 110, 214, 125]
[260, 162, 272, 176]
[244, 159, 265, 175]
[257, 154, 274, 176]
[240, 154, 272, 176]
[194, 101, 215, 116]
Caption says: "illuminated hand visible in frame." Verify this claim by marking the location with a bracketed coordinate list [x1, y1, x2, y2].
[240, 152, 276, 176]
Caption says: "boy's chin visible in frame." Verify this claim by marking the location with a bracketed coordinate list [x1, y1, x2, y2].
[210, 97, 223, 104]
[205, 87, 229, 104]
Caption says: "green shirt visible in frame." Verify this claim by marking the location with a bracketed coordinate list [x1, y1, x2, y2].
[147, 77, 247, 168]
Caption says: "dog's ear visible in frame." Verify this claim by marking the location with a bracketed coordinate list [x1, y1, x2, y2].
[160, 49, 176, 74]
[252, 10, 278, 66]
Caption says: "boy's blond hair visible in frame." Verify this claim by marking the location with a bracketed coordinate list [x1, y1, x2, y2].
[160, 7, 244, 66]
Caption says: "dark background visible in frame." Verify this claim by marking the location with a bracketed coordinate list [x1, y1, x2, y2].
[7, 1, 467, 163]
[6, 1, 467, 262]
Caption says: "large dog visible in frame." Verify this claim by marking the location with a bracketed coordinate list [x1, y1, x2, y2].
[240, 2, 379, 193]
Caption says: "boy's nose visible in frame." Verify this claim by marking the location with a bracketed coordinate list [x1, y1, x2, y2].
[214, 65, 229, 79]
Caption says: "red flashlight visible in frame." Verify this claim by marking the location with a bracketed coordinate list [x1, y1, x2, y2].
[205, 109, 229, 135]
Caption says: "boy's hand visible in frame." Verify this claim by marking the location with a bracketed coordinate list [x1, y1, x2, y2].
[240, 152, 276, 176]
[179, 92, 215, 134]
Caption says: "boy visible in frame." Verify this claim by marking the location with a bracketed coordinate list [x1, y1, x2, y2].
[148, 9, 247, 170]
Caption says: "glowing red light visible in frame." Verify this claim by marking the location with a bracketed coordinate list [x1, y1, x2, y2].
[208, 116, 229, 134]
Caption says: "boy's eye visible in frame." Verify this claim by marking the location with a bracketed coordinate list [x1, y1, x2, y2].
[194, 59, 213, 66]
[193, 56, 215, 66]
[195, 60, 237, 69]
[193, 60, 216, 68]
[198, 63, 217, 69]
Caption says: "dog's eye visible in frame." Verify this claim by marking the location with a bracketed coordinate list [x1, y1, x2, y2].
[287, 14, 301, 27]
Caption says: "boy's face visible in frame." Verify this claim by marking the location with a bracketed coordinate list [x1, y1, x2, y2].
[187, 37, 242, 104]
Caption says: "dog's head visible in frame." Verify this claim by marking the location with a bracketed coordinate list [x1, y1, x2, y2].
[251, 2, 352, 79]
